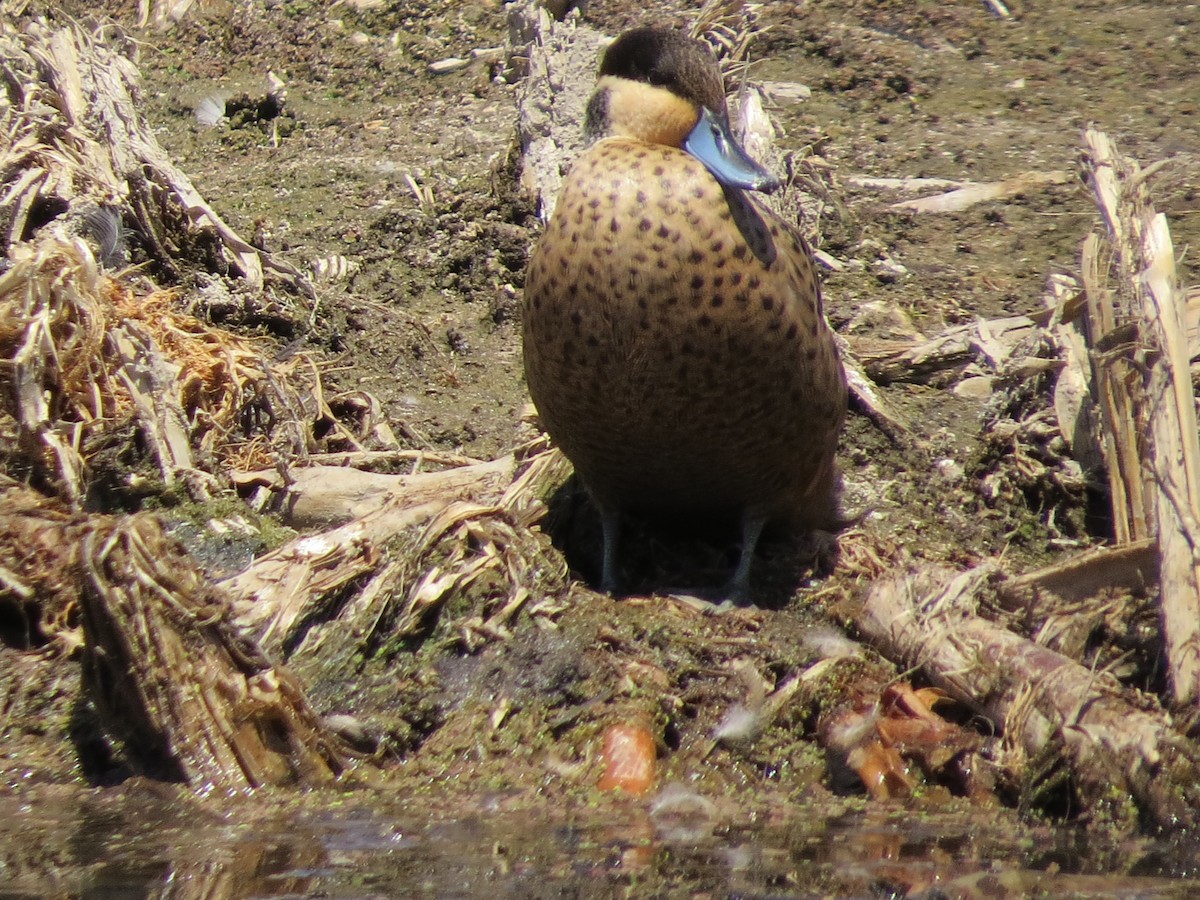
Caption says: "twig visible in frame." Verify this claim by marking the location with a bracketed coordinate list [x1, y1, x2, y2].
[984, 0, 1012, 19]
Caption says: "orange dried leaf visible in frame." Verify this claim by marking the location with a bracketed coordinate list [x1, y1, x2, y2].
[848, 742, 913, 801]
[881, 682, 946, 721]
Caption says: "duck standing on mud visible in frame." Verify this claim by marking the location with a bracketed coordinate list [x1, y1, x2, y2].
[522, 27, 847, 601]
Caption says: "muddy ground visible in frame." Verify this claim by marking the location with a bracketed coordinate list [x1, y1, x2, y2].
[9, 0, 1200, 874]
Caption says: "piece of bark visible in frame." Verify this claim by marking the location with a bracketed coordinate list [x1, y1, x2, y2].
[1047, 275, 1107, 477]
[79, 514, 352, 790]
[137, 0, 199, 29]
[859, 564, 1200, 827]
[837, 341, 913, 448]
[1082, 128, 1200, 706]
[232, 455, 516, 528]
[996, 538, 1158, 608]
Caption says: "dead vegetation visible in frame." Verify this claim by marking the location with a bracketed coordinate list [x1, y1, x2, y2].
[1, 0, 1200, 849]
[0, 6, 580, 793]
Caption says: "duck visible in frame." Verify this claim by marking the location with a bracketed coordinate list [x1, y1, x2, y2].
[522, 26, 847, 601]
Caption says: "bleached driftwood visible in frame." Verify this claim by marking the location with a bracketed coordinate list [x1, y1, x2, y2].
[79, 513, 353, 789]
[512, 1, 607, 222]
[232, 455, 516, 527]
[859, 564, 1200, 827]
[1082, 128, 1200, 707]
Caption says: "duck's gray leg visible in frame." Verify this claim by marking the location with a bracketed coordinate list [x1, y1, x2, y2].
[599, 505, 622, 595]
[725, 514, 767, 605]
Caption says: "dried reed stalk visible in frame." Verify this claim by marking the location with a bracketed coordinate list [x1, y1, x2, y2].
[1081, 128, 1200, 707]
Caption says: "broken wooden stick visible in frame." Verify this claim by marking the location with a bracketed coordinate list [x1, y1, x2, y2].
[889, 171, 1069, 214]
[996, 538, 1158, 609]
[849, 314, 1039, 386]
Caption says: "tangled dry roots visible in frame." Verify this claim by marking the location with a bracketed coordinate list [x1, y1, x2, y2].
[0, 234, 340, 502]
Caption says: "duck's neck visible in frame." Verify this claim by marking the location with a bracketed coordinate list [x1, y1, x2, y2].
[584, 76, 699, 147]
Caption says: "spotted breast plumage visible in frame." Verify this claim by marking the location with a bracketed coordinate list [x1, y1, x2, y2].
[522, 26, 847, 600]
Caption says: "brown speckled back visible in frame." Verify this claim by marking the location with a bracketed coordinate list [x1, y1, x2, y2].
[524, 135, 845, 533]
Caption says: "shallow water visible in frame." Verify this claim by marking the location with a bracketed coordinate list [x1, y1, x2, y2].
[2, 784, 1198, 898]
